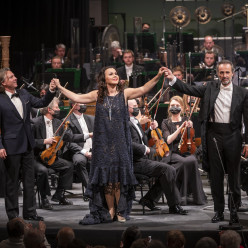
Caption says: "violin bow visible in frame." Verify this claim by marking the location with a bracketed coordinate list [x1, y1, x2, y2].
[53, 103, 77, 136]
[152, 74, 167, 120]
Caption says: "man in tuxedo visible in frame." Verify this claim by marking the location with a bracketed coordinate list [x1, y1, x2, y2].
[64, 101, 94, 193]
[32, 97, 84, 209]
[165, 60, 248, 223]
[117, 50, 145, 88]
[128, 99, 187, 215]
[0, 68, 56, 220]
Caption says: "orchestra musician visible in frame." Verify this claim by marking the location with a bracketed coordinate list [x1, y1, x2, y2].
[64, 101, 94, 195]
[128, 99, 188, 214]
[0, 68, 56, 220]
[117, 50, 145, 88]
[164, 60, 248, 223]
[32, 97, 83, 209]
[161, 96, 207, 206]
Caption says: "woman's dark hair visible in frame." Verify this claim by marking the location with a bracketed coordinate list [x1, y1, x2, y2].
[97, 66, 124, 104]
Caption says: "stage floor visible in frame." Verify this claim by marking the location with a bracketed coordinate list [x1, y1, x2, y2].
[0, 176, 248, 248]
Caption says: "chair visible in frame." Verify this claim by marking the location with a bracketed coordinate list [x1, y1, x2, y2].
[134, 173, 153, 215]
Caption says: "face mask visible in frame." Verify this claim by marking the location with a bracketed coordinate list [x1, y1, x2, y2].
[78, 105, 87, 114]
[169, 106, 181, 115]
[132, 107, 140, 117]
[52, 110, 60, 118]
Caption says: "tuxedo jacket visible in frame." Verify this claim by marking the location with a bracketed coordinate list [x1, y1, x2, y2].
[129, 120, 151, 162]
[65, 113, 95, 154]
[172, 78, 248, 170]
[0, 89, 55, 155]
[117, 64, 145, 81]
[32, 115, 84, 157]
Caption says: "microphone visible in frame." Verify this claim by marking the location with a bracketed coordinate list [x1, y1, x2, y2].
[20, 77, 39, 92]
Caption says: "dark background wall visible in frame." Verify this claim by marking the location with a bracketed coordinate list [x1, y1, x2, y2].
[0, 0, 89, 79]
[108, 0, 247, 48]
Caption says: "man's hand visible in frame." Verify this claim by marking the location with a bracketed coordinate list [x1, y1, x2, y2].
[243, 146, 248, 158]
[51, 78, 61, 90]
[138, 115, 150, 125]
[164, 68, 174, 81]
[0, 149, 7, 159]
[146, 147, 150, 155]
[89, 132, 93, 138]
[85, 151, 92, 159]
[44, 137, 57, 145]
[185, 121, 193, 128]
[150, 120, 158, 130]
[49, 79, 57, 91]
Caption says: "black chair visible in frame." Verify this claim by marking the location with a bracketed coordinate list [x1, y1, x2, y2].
[134, 173, 153, 215]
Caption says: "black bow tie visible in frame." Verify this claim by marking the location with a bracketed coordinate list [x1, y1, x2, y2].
[11, 92, 19, 99]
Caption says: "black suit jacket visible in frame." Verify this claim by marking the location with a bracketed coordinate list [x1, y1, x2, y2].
[66, 113, 95, 154]
[117, 64, 145, 87]
[0, 89, 55, 155]
[32, 115, 84, 157]
[129, 120, 151, 162]
[172, 78, 248, 170]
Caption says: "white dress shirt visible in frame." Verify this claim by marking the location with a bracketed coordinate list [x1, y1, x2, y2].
[44, 116, 54, 149]
[73, 113, 92, 155]
[130, 116, 148, 155]
[169, 76, 233, 123]
[5, 91, 23, 119]
[214, 83, 233, 123]
[125, 64, 133, 81]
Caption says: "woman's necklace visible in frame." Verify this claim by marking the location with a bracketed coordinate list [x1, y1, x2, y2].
[106, 92, 118, 121]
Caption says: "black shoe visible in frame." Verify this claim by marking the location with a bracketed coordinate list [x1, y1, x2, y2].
[139, 198, 161, 211]
[23, 215, 44, 221]
[51, 194, 73, 205]
[230, 211, 239, 224]
[41, 197, 53, 210]
[169, 205, 188, 215]
[211, 211, 224, 223]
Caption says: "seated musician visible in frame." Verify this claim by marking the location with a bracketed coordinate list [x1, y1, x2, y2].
[117, 50, 145, 88]
[108, 40, 123, 65]
[47, 43, 71, 67]
[32, 97, 81, 209]
[51, 56, 63, 69]
[201, 35, 223, 58]
[128, 99, 188, 214]
[64, 101, 94, 194]
[198, 51, 217, 70]
[161, 96, 206, 205]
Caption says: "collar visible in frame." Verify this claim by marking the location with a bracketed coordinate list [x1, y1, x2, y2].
[130, 116, 138, 124]
[73, 112, 83, 119]
[5, 90, 17, 98]
[220, 82, 233, 91]
[44, 115, 52, 124]
[125, 64, 133, 70]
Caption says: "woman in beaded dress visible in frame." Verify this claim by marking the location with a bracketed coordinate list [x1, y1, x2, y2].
[161, 95, 206, 205]
[53, 66, 166, 224]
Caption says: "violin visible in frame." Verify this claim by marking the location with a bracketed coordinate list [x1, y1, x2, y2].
[40, 121, 70, 165]
[40, 104, 77, 165]
[178, 98, 199, 155]
[144, 97, 170, 158]
[151, 128, 169, 158]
